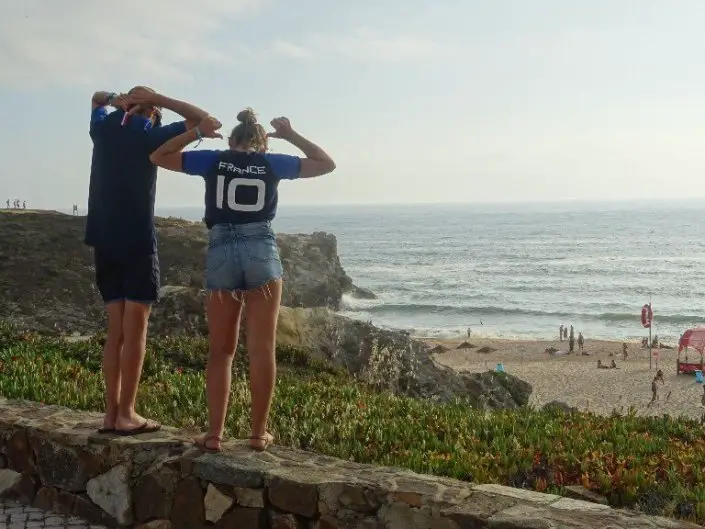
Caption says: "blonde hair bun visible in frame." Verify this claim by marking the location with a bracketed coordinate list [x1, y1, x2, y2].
[237, 108, 257, 125]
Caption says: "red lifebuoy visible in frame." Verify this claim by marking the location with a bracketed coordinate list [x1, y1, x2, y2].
[641, 304, 653, 328]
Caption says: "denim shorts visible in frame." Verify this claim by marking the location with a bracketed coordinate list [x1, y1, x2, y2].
[206, 221, 283, 291]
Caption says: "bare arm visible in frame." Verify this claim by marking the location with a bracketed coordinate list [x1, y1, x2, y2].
[150, 116, 223, 172]
[269, 118, 336, 178]
[149, 128, 201, 172]
[150, 94, 208, 130]
[91, 91, 126, 110]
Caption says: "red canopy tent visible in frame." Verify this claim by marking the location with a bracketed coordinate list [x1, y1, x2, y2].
[677, 327, 705, 374]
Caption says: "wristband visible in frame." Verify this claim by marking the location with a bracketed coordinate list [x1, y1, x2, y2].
[194, 126, 203, 147]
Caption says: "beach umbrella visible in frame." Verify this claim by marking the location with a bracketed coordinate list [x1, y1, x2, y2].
[679, 327, 705, 354]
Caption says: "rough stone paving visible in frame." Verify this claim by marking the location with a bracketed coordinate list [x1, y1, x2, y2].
[0, 398, 701, 529]
[0, 499, 106, 528]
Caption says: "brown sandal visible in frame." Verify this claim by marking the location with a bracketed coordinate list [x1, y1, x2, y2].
[194, 434, 222, 453]
[249, 432, 274, 452]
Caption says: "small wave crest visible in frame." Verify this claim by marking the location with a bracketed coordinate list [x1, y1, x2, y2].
[340, 300, 705, 327]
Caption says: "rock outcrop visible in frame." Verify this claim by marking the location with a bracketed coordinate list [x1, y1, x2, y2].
[0, 399, 698, 529]
[277, 307, 532, 407]
[0, 211, 360, 334]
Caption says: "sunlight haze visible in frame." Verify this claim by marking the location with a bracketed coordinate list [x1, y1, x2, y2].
[1, 0, 704, 208]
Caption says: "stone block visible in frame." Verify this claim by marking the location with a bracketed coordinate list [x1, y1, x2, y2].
[192, 452, 268, 488]
[171, 477, 205, 529]
[442, 491, 518, 528]
[30, 434, 111, 492]
[6, 430, 33, 474]
[73, 493, 118, 527]
[472, 484, 559, 506]
[14, 472, 37, 504]
[270, 511, 301, 529]
[133, 463, 179, 522]
[215, 506, 265, 529]
[136, 521, 173, 529]
[0, 468, 22, 497]
[550, 497, 611, 512]
[233, 486, 265, 508]
[205, 483, 234, 523]
[562, 485, 608, 506]
[268, 475, 319, 518]
[86, 464, 133, 526]
[32, 486, 57, 510]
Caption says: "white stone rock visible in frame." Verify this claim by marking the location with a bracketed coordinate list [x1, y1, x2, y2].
[0, 468, 21, 496]
[204, 483, 234, 522]
[86, 464, 133, 525]
[473, 483, 560, 505]
[551, 497, 611, 512]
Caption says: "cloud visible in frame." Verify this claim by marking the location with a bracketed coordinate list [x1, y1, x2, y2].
[269, 28, 442, 62]
[311, 28, 441, 62]
[268, 40, 312, 60]
[0, 0, 261, 89]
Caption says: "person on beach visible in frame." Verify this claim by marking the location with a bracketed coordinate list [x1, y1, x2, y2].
[577, 332, 584, 352]
[149, 109, 336, 452]
[649, 369, 664, 405]
[559, 325, 564, 342]
[622, 342, 628, 360]
[86, 86, 209, 436]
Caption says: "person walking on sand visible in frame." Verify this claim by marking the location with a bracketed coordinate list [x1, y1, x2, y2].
[150, 109, 336, 452]
[577, 332, 584, 352]
[648, 369, 665, 406]
[85, 86, 209, 436]
[559, 324, 564, 342]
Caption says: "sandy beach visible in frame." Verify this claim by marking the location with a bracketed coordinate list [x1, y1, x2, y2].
[422, 336, 705, 420]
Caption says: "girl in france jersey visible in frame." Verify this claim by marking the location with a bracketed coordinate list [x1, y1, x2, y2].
[150, 109, 336, 452]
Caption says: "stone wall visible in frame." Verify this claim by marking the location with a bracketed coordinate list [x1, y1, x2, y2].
[0, 399, 699, 529]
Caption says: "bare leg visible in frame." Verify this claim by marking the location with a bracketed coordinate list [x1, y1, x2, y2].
[245, 280, 282, 449]
[199, 291, 243, 450]
[102, 301, 125, 429]
[115, 301, 154, 431]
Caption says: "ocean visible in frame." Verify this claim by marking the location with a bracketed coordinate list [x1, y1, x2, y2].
[156, 201, 705, 343]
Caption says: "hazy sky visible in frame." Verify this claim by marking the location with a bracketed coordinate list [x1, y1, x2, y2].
[2, 0, 705, 208]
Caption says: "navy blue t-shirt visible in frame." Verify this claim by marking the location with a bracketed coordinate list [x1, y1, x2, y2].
[181, 150, 301, 228]
[85, 107, 187, 256]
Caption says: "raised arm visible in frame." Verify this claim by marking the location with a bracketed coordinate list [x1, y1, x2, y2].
[149, 116, 223, 173]
[127, 87, 208, 129]
[91, 91, 127, 110]
[267, 118, 336, 178]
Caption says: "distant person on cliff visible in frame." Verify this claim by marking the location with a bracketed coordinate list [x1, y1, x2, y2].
[150, 109, 336, 452]
[85, 86, 209, 436]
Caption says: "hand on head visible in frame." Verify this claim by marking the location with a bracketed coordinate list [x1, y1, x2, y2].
[267, 117, 294, 139]
[198, 116, 223, 139]
[125, 86, 161, 118]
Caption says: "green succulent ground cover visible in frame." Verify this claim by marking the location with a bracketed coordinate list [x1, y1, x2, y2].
[0, 323, 704, 524]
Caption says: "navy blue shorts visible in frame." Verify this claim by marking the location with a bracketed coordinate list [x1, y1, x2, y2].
[93, 248, 160, 304]
[206, 221, 283, 291]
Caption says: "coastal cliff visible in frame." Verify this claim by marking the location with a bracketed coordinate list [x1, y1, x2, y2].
[0, 210, 358, 334]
